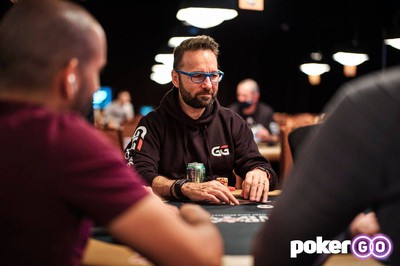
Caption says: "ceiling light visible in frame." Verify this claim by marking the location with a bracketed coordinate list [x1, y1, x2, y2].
[150, 64, 173, 85]
[176, 7, 238, 29]
[299, 52, 330, 85]
[176, 0, 238, 29]
[300, 63, 330, 86]
[150, 72, 172, 85]
[151, 54, 174, 85]
[154, 53, 174, 66]
[333, 52, 369, 77]
[177, 7, 237, 29]
[384, 38, 400, 50]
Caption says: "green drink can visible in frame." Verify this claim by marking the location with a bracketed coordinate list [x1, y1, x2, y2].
[186, 162, 206, 183]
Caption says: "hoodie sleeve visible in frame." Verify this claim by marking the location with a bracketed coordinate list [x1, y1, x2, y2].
[231, 113, 278, 189]
[124, 113, 162, 185]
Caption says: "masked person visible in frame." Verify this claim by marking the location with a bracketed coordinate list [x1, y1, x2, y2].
[229, 79, 280, 144]
[125, 36, 278, 205]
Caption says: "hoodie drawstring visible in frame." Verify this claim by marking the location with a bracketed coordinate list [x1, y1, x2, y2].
[182, 123, 189, 170]
[202, 125, 214, 180]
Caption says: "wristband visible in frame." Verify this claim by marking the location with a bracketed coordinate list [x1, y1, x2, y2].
[171, 179, 189, 199]
[170, 180, 179, 199]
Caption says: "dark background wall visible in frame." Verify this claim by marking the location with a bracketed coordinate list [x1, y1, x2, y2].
[1, 0, 400, 114]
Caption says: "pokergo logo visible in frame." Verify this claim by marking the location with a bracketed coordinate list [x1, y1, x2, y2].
[290, 234, 393, 260]
[351, 234, 393, 260]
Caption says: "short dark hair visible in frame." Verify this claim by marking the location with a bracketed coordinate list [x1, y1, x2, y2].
[0, 0, 100, 91]
[173, 35, 219, 70]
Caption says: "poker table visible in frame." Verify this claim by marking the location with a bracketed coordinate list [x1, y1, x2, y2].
[84, 189, 385, 266]
[85, 189, 281, 266]
[168, 189, 280, 255]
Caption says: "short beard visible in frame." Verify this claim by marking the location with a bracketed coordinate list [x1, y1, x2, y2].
[178, 76, 216, 109]
[70, 79, 93, 117]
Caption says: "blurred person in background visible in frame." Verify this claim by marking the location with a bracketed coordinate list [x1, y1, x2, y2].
[229, 78, 280, 145]
[102, 90, 134, 129]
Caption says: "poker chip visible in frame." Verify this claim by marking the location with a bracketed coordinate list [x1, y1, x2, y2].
[257, 204, 274, 209]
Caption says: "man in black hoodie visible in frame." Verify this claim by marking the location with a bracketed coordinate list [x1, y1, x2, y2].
[125, 35, 278, 204]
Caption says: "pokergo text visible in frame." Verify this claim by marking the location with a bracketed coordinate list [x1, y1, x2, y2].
[290, 234, 393, 260]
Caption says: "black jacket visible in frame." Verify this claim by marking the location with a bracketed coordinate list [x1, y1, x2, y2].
[125, 88, 277, 188]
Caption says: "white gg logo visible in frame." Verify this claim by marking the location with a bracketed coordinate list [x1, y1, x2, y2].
[211, 145, 230, 156]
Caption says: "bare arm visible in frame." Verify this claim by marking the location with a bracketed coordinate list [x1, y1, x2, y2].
[152, 175, 239, 205]
[151, 175, 176, 197]
[108, 194, 223, 266]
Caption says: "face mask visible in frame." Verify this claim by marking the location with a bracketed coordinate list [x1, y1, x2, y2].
[238, 101, 252, 110]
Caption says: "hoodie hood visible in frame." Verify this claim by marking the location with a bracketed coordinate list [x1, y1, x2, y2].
[160, 88, 219, 126]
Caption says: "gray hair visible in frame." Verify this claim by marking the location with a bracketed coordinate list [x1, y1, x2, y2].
[238, 78, 260, 93]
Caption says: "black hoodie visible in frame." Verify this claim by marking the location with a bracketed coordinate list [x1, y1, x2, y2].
[125, 88, 278, 188]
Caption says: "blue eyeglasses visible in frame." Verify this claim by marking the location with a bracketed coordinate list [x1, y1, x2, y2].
[175, 70, 224, 84]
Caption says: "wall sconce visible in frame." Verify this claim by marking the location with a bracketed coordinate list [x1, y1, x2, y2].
[176, 0, 238, 29]
[333, 52, 369, 77]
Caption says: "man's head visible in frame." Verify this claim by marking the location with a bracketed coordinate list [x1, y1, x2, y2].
[117, 91, 131, 104]
[0, 0, 107, 115]
[236, 78, 260, 110]
[171, 35, 222, 110]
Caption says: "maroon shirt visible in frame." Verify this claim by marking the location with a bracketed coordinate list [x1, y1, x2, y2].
[0, 101, 148, 265]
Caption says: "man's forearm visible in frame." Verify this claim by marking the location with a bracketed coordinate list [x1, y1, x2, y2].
[152, 175, 176, 198]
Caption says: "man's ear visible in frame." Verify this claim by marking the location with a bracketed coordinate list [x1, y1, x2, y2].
[62, 58, 79, 99]
[171, 70, 180, 88]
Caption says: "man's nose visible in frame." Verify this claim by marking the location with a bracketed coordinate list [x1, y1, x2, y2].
[201, 76, 213, 89]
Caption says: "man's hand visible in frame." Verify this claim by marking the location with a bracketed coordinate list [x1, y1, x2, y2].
[256, 127, 279, 144]
[181, 180, 239, 205]
[180, 204, 212, 224]
[350, 212, 380, 236]
[241, 168, 270, 203]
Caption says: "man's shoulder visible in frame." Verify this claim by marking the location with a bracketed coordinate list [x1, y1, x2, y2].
[140, 106, 163, 118]
[215, 105, 248, 129]
[4, 102, 89, 131]
[227, 102, 240, 112]
[136, 107, 169, 126]
[257, 102, 274, 112]
[327, 66, 400, 113]
[350, 66, 400, 100]
[2, 103, 105, 154]
[218, 105, 242, 118]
